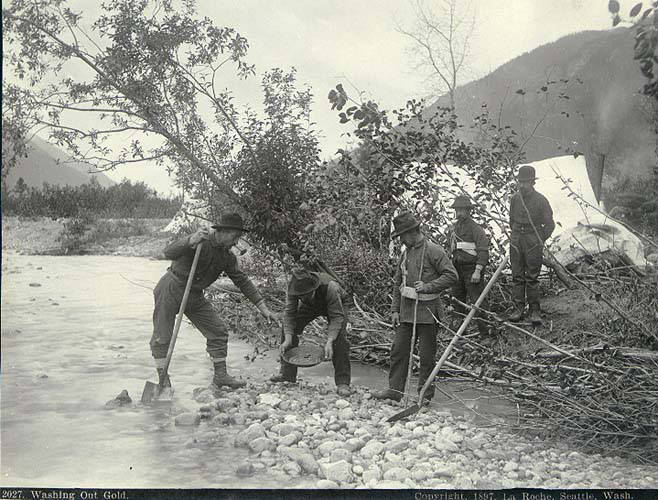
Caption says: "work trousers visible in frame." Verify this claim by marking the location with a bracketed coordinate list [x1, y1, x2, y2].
[389, 322, 438, 400]
[150, 272, 229, 362]
[452, 262, 488, 334]
[278, 307, 351, 386]
[510, 231, 544, 310]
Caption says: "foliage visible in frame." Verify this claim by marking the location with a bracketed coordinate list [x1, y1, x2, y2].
[609, 0, 658, 101]
[56, 212, 97, 254]
[1, 177, 181, 218]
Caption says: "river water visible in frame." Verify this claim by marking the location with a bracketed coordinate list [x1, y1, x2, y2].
[1, 253, 514, 488]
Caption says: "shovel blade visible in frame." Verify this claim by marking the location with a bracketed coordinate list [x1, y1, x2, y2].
[141, 381, 175, 404]
[386, 403, 421, 423]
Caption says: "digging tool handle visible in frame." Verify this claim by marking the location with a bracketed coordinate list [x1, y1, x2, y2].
[402, 242, 426, 407]
[417, 253, 509, 402]
[160, 242, 203, 386]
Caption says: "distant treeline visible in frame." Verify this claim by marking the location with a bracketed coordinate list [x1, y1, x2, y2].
[2, 177, 182, 219]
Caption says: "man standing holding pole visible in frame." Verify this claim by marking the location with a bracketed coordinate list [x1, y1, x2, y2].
[448, 195, 491, 335]
[150, 213, 278, 391]
[509, 165, 555, 325]
[374, 212, 458, 403]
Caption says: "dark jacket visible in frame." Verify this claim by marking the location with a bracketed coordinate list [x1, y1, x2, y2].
[164, 235, 263, 306]
[392, 237, 459, 324]
[283, 272, 348, 340]
[509, 189, 556, 241]
[448, 217, 490, 267]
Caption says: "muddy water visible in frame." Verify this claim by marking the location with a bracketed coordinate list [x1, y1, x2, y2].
[1, 253, 513, 488]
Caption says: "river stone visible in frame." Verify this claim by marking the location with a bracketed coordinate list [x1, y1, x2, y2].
[280, 431, 302, 446]
[320, 460, 353, 483]
[503, 461, 519, 472]
[383, 467, 409, 482]
[193, 388, 214, 404]
[243, 423, 266, 441]
[434, 437, 459, 453]
[337, 407, 354, 420]
[426, 479, 454, 488]
[259, 393, 282, 407]
[335, 399, 350, 409]
[352, 465, 364, 475]
[281, 448, 319, 474]
[248, 437, 274, 453]
[236, 461, 254, 476]
[318, 440, 341, 456]
[362, 465, 382, 484]
[283, 461, 301, 476]
[175, 411, 201, 426]
[278, 400, 291, 411]
[230, 414, 246, 425]
[329, 448, 352, 463]
[271, 423, 296, 436]
[360, 440, 385, 458]
[104, 390, 132, 409]
[374, 480, 405, 489]
[412, 469, 430, 482]
[199, 405, 214, 419]
[386, 439, 408, 454]
[345, 437, 366, 452]
[214, 398, 235, 411]
[416, 442, 434, 457]
[316, 479, 339, 489]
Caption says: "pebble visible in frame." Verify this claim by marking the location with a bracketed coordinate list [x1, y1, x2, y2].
[174, 412, 200, 427]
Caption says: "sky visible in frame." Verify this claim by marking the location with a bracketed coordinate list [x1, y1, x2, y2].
[28, 0, 635, 196]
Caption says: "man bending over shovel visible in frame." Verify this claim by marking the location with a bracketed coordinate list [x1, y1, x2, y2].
[270, 268, 352, 397]
[150, 213, 278, 391]
[374, 212, 458, 403]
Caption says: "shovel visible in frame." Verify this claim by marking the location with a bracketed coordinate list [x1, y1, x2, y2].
[387, 253, 509, 422]
[141, 242, 203, 404]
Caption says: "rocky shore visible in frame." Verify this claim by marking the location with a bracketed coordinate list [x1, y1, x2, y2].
[162, 381, 658, 490]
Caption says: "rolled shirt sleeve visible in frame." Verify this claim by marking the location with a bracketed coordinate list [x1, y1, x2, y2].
[325, 281, 347, 341]
[224, 253, 264, 307]
[473, 224, 490, 267]
[423, 244, 459, 293]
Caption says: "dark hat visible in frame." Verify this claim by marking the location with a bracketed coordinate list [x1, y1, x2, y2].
[451, 195, 474, 209]
[288, 268, 320, 296]
[391, 211, 421, 238]
[516, 165, 537, 181]
[211, 213, 249, 232]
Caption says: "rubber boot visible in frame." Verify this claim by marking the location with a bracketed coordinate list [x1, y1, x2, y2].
[157, 368, 171, 388]
[212, 361, 246, 390]
[528, 304, 542, 326]
[508, 307, 524, 322]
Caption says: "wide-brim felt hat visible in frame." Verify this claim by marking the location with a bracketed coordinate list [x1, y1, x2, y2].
[288, 268, 320, 296]
[516, 165, 537, 181]
[451, 195, 474, 209]
[211, 213, 250, 232]
[391, 211, 421, 238]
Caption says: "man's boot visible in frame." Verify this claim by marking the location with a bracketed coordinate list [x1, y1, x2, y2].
[212, 361, 246, 390]
[156, 367, 171, 388]
[269, 373, 296, 383]
[528, 304, 542, 326]
[372, 388, 402, 402]
[508, 307, 524, 322]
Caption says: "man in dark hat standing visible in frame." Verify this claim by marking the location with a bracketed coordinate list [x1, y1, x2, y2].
[509, 165, 555, 325]
[447, 195, 491, 335]
[151, 213, 279, 391]
[270, 268, 351, 397]
[374, 211, 458, 403]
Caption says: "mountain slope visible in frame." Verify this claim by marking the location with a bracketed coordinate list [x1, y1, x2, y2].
[3, 136, 115, 189]
[429, 27, 656, 194]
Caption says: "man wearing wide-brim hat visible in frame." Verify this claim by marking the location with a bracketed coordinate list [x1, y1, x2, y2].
[447, 195, 491, 335]
[270, 268, 351, 397]
[509, 165, 555, 325]
[373, 211, 458, 403]
[150, 213, 279, 392]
